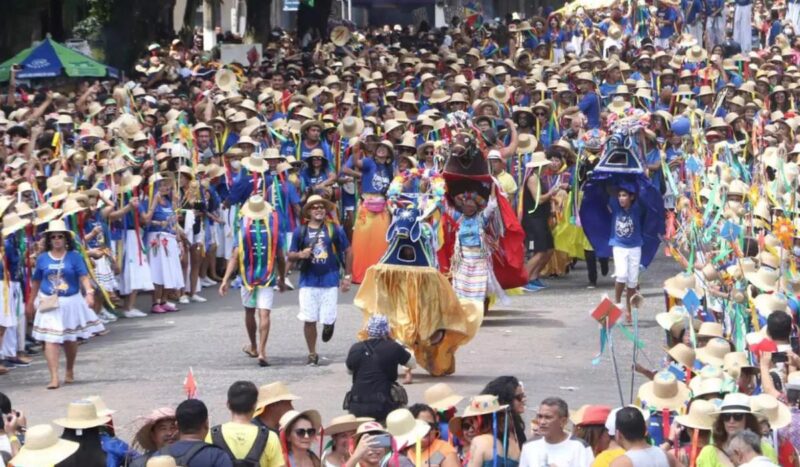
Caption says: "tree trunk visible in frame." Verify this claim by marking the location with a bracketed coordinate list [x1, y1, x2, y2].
[245, 0, 272, 45]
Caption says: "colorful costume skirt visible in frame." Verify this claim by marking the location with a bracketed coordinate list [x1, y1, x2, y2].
[352, 198, 390, 284]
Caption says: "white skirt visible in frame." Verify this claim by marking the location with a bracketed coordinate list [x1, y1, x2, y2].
[93, 256, 118, 292]
[117, 230, 153, 295]
[32, 293, 105, 344]
[0, 281, 22, 328]
[147, 232, 185, 289]
[217, 207, 235, 259]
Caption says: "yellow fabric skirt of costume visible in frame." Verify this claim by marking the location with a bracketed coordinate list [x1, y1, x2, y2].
[354, 264, 483, 376]
[352, 199, 390, 284]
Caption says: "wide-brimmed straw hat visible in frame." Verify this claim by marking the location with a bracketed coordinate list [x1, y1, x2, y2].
[675, 400, 716, 430]
[302, 194, 336, 219]
[663, 272, 704, 299]
[751, 394, 792, 428]
[526, 151, 550, 169]
[745, 267, 780, 292]
[255, 381, 301, 412]
[240, 195, 273, 220]
[116, 172, 143, 194]
[696, 337, 732, 368]
[637, 370, 690, 411]
[325, 414, 365, 436]
[656, 306, 700, 336]
[9, 424, 79, 467]
[146, 456, 179, 467]
[338, 116, 364, 139]
[2, 212, 30, 237]
[53, 400, 112, 429]
[44, 219, 72, 236]
[448, 395, 508, 439]
[86, 395, 117, 418]
[715, 393, 752, 414]
[242, 154, 269, 173]
[697, 322, 724, 339]
[723, 352, 757, 379]
[385, 408, 431, 449]
[279, 409, 322, 432]
[667, 343, 697, 369]
[424, 383, 464, 411]
[134, 408, 176, 452]
[60, 198, 87, 218]
[35, 203, 64, 228]
[517, 134, 538, 155]
[689, 374, 726, 399]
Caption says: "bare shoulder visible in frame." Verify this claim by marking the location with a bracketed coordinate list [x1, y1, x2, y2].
[609, 454, 632, 467]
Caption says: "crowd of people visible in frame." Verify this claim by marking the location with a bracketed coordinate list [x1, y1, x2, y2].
[3, 0, 800, 463]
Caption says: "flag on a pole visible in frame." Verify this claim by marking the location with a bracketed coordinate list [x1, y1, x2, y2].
[464, 1, 484, 30]
[184, 367, 198, 399]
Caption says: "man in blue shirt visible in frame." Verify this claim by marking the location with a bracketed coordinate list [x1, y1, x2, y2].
[155, 399, 232, 467]
[654, 0, 679, 49]
[288, 195, 352, 365]
[609, 185, 645, 322]
[565, 72, 601, 129]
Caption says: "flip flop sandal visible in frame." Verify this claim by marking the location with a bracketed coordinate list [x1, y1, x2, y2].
[258, 358, 270, 367]
[242, 345, 258, 358]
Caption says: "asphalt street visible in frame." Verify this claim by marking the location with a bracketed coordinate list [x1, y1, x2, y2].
[2, 255, 681, 439]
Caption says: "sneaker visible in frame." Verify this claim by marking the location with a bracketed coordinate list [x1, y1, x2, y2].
[601, 261, 609, 277]
[587, 283, 597, 289]
[523, 282, 543, 292]
[161, 302, 179, 312]
[99, 309, 118, 322]
[4, 358, 30, 368]
[150, 304, 168, 314]
[307, 353, 319, 366]
[123, 309, 148, 318]
[231, 277, 243, 289]
[190, 294, 207, 303]
[201, 277, 218, 286]
[99, 315, 111, 324]
[178, 295, 190, 304]
[322, 323, 335, 342]
[284, 277, 295, 290]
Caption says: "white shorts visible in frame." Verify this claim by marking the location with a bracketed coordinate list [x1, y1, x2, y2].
[297, 287, 338, 325]
[613, 246, 642, 288]
[240, 286, 274, 310]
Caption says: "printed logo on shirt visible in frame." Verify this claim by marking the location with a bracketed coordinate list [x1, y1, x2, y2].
[372, 174, 391, 192]
[615, 214, 634, 239]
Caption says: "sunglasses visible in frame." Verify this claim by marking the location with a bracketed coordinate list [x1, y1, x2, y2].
[535, 112, 547, 117]
[515, 393, 527, 402]
[50, 234, 66, 240]
[311, 205, 326, 211]
[294, 428, 317, 438]
[721, 413, 745, 422]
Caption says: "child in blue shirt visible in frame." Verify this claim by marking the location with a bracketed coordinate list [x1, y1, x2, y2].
[609, 186, 645, 321]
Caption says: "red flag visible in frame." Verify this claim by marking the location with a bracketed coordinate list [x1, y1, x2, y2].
[184, 367, 197, 399]
[591, 297, 622, 328]
[247, 46, 259, 66]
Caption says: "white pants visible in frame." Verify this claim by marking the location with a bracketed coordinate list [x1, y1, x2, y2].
[734, 3, 752, 53]
[706, 15, 726, 49]
[654, 38, 670, 50]
[297, 287, 338, 325]
[1, 282, 23, 358]
[687, 21, 704, 46]
[789, 3, 800, 30]
[613, 246, 642, 288]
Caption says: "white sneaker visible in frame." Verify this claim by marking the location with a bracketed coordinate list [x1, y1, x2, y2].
[164, 301, 177, 308]
[123, 309, 148, 318]
[201, 277, 217, 286]
[178, 295, 190, 304]
[190, 294, 207, 303]
[100, 309, 118, 322]
[284, 277, 295, 290]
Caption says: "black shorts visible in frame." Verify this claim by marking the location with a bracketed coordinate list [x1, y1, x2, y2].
[523, 216, 554, 253]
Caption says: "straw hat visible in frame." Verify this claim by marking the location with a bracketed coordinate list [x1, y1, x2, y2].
[302, 194, 336, 219]
[637, 370, 690, 411]
[668, 343, 697, 369]
[1, 212, 30, 237]
[745, 267, 779, 292]
[675, 400, 716, 430]
[53, 400, 112, 429]
[241, 154, 269, 173]
[146, 456, 179, 467]
[338, 116, 365, 139]
[663, 272, 704, 299]
[751, 394, 792, 428]
[116, 172, 143, 194]
[517, 133, 538, 155]
[385, 408, 431, 449]
[9, 424, 79, 467]
[279, 409, 322, 432]
[696, 337, 732, 368]
[608, 96, 631, 114]
[697, 322, 724, 339]
[429, 89, 450, 104]
[34, 204, 64, 227]
[424, 383, 464, 411]
[753, 292, 789, 318]
[383, 119, 405, 135]
[324, 414, 364, 436]
[526, 152, 550, 169]
[255, 381, 301, 411]
[689, 375, 726, 399]
[86, 395, 117, 418]
[715, 393, 752, 414]
[134, 408, 176, 452]
[45, 180, 70, 203]
[723, 352, 757, 379]
[240, 195, 273, 220]
[60, 198, 87, 218]
[656, 306, 700, 336]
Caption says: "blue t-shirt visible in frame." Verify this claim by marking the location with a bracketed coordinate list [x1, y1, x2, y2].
[609, 196, 645, 248]
[0, 237, 22, 282]
[657, 7, 678, 39]
[33, 250, 88, 296]
[578, 91, 601, 129]
[360, 157, 393, 195]
[83, 212, 108, 249]
[646, 148, 664, 188]
[299, 141, 334, 163]
[301, 167, 331, 192]
[143, 198, 177, 234]
[265, 175, 301, 234]
[290, 223, 350, 287]
[161, 440, 233, 467]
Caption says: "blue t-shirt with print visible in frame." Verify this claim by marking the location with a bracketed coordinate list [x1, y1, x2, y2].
[299, 140, 334, 163]
[609, 196, 645, 248]
[360, 157, 393, 195]
[143, 198, 177, 234]
[33, 250, 88, 296]
[82, 212, 108, 249]
[290, 223, 349, 288]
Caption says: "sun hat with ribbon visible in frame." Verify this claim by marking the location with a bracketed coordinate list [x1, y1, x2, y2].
[2, 212, 30, 237]
[255, 382, 301, 413]
[637, 370, 690, 411]
[526, 152, 550, 169]
[385, 408, 431, 449]
[715, 393, 752, 414]
[324, 414, 366, 437]
[424, 383, 464, 411]
[53, 400, 112, 429]
[279, 409, 322, 432]
[751, 394, 792, 429]
[9, 424, 79, 467]
[675, 400, 716, 431]
[240, 195, 273, 220]
[516, 134, 538, 155]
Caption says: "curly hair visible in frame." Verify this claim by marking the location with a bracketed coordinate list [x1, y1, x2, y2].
[44, 232, 75, 252]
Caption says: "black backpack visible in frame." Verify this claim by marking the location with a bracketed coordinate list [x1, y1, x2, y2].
[156, 441, 208, 467]
[210, 424, 270, 467]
